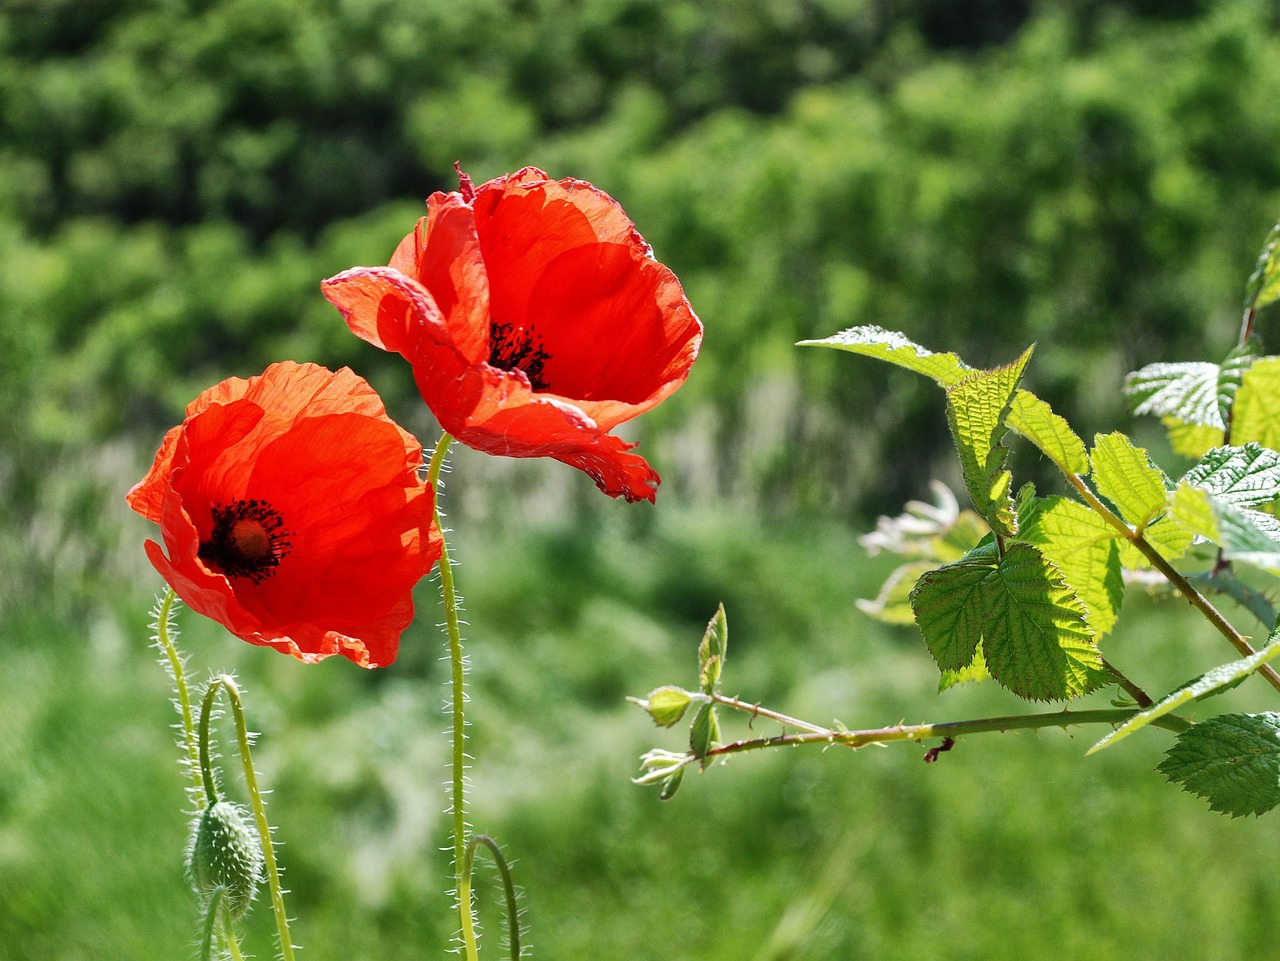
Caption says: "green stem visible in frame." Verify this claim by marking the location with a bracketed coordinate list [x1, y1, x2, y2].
[1098, 656, 1153, 708]
[701, 707, 1192, 762]
[199, 887, 223, 961]
[464, 835, 522, 961]
[1066, 473, 1280, 695]
[154, 588, 205, 805]
[710, 693, 851, 737]
[201, 676, 297, 961]
[426, 433, 481, 961]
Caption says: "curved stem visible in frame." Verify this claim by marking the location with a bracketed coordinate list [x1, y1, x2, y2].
[1066, 473, 1280, 695]
[710, 693, 852, 737]
[153, 588, 205, 805]
[426, 433, 481, 961]
[201, 676, 296, 961]
[1099, 656, 1152, 708]
[464, 835, 522, 961]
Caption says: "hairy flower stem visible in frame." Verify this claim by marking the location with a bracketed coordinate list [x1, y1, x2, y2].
[154, 588, 205, 804]
[199, 676, 296, 961]
[464, 836, 522, 961]
[1066, 473, 1280, 695]
[426, 433, 481, 961]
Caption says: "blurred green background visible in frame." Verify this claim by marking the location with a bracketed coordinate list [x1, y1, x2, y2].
[5, 0, 1280, 958]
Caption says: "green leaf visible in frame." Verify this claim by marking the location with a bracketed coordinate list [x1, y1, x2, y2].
[658, 765, 685, 801]
[1169, 483, 1280, 573]
[698, 604, 728, 695]
[1006, 390, 1089, 477]
[1089, 432, 1171, 528]
[1018, 494, 1124, 637]
[1162, 416, 1225, 459]
[802, 326, 1087, 475]
[945, 348, 1032, 537]
[1124, 361, 1224, 429]
[1244, 220, 1280, 312]
[634, 686, 694, 728]
[939, 642, 991, 692]
[798, 325, 969, 387]
[1089, 635, 1280, 755]
[1158, 713, 1280, 817]
[1114, 515, 1193, 569]
[1182, 444, 1280, 509]
[911, 541, 1106, 702]
[689, 702, 720, 766]
[1232, 357, 1280, 452]
[1217, 339, 1262, 426]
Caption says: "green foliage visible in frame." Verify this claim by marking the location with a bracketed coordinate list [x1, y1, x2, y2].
[1244, 220, 1280, 312]
[1088, 432, 1170, 529]
[1159, 713, 1280, 817]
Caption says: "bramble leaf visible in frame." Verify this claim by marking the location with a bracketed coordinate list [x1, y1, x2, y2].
[1124, 361, 1224, 428]
[1114, 515, 1193, 569]
[798, 325, 968, 387]
[1244, 220, 1280, 312]
[1217, 339, 1262, 427]
[858, 560, 938, 626]
[911, 541, 1105, 701]
[1158, 713, 1280, 817]
[946, 349, 1032, 537]
[1232, 357, 1280, 452]
[689, 703, 720, 766]
[1006, 391, 1089, 476]
[1168, 483, 1280, 573]
[1018, 494, 1124, 637]
[939, 642, 991, 692]
[698, 604, 728, 695]
[1182, 444, 1280, 509]
[1089, 634, 1280, 755]
[1162, 416, 1225, 459]
[1090, 432, 1170, 529]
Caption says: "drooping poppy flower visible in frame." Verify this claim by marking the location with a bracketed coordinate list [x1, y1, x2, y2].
[321, 166, 702, 503]
[127, 361, 441, 668]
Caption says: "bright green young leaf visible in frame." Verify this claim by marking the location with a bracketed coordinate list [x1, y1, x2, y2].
[1244, 220, 1280, 312]
[1089, 635, 1280, 755]
[1124, 361, 1224, 428]
[1232, 357, 1280, 452]
[1217, 339, 1262, 427]
[800, 326, 1087, 474]
[1162, 416, 1225, 459]
[797, 325, 969, 387]
[1018, 494, 1124, 637]
[939, 642, 991, 692]
[689, 703, 720, 767]
[1169, 483, 1280, 573]
[1114, 515, 1193, 569]
[1181, 444, 1280, 509]
[698, 604, 728, 694]
[1158, 712, 1280, 817]
[1090, 432, 1170, 528]
[946, 348, 1032, 537]
[911, 541, 1105, 701]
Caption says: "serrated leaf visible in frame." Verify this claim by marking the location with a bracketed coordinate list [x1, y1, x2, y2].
[1169, 483, 1280, 573]
[858, 560, 938, 625]
[1162, 416, 1225, 459]
[1244, 221, 1280, 312]
[689, 703, 720, 766]
[1232, 357, 1280, 451]
[1018, 494, 1124, 637]
[1182, 444, 1280, 509]
[698, 604, 728, 694]
[1217, 339, 1262, 426]
[911, 541, 1106, 702]
[1124, 362, 1225, 428]
[946, 349, 1032, 537]
[1158, 712, 1280, 817]
[798, 325, 969, 387]
[1089, 635, 1280, 755]
[939, 642, 991, 691]
[1006, 391, 1089, 476]
[1090, 432, 1170, 528]
[1114, 515, 1194, 569]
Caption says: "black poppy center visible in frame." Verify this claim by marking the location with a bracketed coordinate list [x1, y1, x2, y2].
[489, 321, 553, 391]
[198, 499, 294, 583]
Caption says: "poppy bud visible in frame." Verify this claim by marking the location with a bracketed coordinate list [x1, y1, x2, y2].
[187, 800, 264, 921]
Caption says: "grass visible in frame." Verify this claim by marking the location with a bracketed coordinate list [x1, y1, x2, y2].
[4, 483, 1280, 960]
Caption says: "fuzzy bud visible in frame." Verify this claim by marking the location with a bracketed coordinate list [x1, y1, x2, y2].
[186, 800, 264, 921]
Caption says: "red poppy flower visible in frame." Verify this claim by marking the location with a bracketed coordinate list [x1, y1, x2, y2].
[320, 166, 702, 503]
[127, 362, 441, 668]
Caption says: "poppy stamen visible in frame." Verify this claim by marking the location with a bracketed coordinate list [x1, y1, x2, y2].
[199, 499, 293, 583]
[489, 321, 552, 391]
